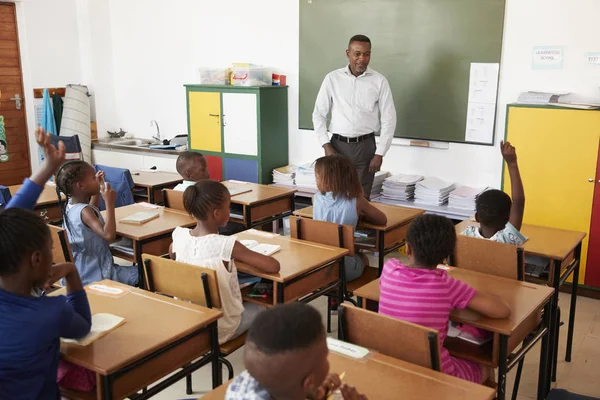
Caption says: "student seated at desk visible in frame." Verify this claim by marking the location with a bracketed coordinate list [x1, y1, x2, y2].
[170, 180, 280, 344]
[226, 303, 367, 400]
[0, 208, 92, 400]
[313, 154, 387, 282]
[379, 214, 510, 384]
[174, 151, 244, 235]
[462, 141, 526, 245]
[56, 161, 139, 287]
[5, 127, 65, 210]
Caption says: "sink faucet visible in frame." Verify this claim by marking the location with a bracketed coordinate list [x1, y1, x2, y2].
[150, 120, 161, 142]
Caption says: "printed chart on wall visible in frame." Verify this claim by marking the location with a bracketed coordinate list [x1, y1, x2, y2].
[464, 63, 500, 144]
[0, 116, 8, 162]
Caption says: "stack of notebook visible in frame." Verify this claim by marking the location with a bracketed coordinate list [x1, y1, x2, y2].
[414, 177, 455, 206]
[272, 165, 296, 186]
[370, 171, 391, 199]
[295, 162, 318, 189]
[448, 186, 489, 211]
[380, 174, 424, 201]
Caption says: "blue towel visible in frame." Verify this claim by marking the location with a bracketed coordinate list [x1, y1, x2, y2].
[39, 89, 57, 162]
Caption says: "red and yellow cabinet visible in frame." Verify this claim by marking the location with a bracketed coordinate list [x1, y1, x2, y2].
[186, 85, 288, 184]
[503, 104, 600, 288]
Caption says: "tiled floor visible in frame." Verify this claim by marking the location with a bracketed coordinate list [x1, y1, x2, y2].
[151, 259, 600, 400]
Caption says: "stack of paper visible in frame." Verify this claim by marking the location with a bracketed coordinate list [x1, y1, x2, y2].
[272, 165, 296, 185]
[370, 171, 391, 198]
[380, 174, 424, 201]
[414, 178, 455, 206]
[448, 186, 489, 211]
[295, 162, 317, 189]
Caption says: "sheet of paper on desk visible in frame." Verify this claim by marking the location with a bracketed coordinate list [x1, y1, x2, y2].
[327, 338, 369, 359]
[62, 313, 125, 346]
[87, 283, 130, 298]
[228, 187, 252, 197]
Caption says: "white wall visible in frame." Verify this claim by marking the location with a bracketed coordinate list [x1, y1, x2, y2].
[19, 0, 600, 187]
[15, 0, 82, 170]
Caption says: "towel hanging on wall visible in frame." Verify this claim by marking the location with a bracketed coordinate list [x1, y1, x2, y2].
[60, 85, 91, 163]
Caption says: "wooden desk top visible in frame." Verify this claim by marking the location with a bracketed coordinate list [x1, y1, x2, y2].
[234, 230, 348, 283]
[9, 183, 64, 207]
[354, 268, 554, 336]
[294, 203, 424, 232]
[455, 220, 586, 260]
[53, 280, 222, 375]
[131, 171, 183, 188]
[105, 204, 195, 241]
[222, 181, 296, 206]
[199, 352, 495, 400]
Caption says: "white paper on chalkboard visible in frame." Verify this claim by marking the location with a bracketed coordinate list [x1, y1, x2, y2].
[464, 63, 499, 144]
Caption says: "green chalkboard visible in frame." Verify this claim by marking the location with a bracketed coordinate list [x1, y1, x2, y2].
[299, 0, 506, 144]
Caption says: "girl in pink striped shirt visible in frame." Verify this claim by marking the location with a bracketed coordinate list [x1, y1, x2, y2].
[379, 214, 510, 384]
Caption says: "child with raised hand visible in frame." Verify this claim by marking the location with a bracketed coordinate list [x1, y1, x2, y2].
[170, 180, 280, 344]
[379, 214, 510, 384]
[313, 154, 387, 282]
[226, 303, 367, 400]
[55, 161, 138, 287]
[6, 127, 66, 210]
[0, 208, 91, 399]
[462, 141, 526, 245]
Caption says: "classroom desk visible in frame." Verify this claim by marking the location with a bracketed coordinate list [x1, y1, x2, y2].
[53, 280, 223, 400]
[223, 181, 296, 229]
[8, 183, 65, 222]
[455, 220, 585, 382]
[104, 204, 195, 283]
[354, 268, 555, 400]
[200, 351, 496, 400]
[293, 203, 425, 274]
[131, 171, 183, 204]
[234, 230, 348, 307]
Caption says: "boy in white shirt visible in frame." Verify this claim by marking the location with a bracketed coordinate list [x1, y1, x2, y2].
[174, 151, 209, 191]
[462, 141, 526, 245]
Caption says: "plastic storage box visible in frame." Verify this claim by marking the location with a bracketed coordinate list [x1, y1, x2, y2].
[198, 68, 229, 85]
[231, 66, 273, 86]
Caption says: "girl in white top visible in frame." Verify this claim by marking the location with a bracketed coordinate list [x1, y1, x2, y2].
[170, 180, 280, 344]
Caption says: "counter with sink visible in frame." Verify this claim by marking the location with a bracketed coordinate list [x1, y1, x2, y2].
[92, 138, 181, 173]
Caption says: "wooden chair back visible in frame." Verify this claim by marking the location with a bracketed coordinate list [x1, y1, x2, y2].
[142, 253, 222, 309]
[451, 235, 524, 280]
[162, 189, 185, 212]
[339, 305, 441, 371]
[289, 216, 355, 256]
[48, 225, 73, 263]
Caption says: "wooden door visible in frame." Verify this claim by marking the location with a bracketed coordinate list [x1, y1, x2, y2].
[188, 91, 221, 153]
[503, 107, 600, 282]
[585, 145, 600, 288]
[0, 3, 30, 185]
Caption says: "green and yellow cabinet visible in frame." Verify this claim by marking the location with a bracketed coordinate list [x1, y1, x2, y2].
[185, 85, 288, 183]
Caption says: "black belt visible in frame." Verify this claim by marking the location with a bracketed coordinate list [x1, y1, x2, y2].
[331, 133, 374, 143]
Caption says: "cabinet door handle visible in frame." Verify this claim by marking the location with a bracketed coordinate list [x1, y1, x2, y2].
[222, 114, 226, 127]
[208, 114, 220, 125]
[589, 178, 594, 182]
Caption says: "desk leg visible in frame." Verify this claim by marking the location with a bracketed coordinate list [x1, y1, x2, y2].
[245, 206, 252, 229]
[135, 240, 145, 289]
[210, 322, 222, 389]
[101, 375, 113, 400]
[498, 335, 508, 400]
[537, 301, 552, 400]
[548, 259, 561, 383]
[338, 257, 345, 340]
[377, 231, 385, 276]
[276, 282, 284, 304]
[149, 188, 155, 204]
[566, 243, 581, 363]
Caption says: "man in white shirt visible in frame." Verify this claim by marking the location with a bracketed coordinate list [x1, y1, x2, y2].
[313, 34, 397, 199]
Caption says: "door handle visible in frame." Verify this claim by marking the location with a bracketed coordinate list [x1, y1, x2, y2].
[10, 94, 22, 110]
[208, 114, 220, 125]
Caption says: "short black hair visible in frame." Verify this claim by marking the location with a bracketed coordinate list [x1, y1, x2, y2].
[476, 189, 512, 230]
[349, 34, 371, 46]
[183, 180, 229, 221]
[176, 151, 206, 173]
[406, 214, 456, 268]
[247, 303, 324, 355]
[0, 208, 50, 276]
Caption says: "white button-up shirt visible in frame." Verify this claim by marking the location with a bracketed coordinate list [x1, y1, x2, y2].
[312, 66, 397, 156]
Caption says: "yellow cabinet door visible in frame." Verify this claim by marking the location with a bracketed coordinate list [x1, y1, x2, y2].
[504, 107, 600, 281]
[189, 91, 222, 152]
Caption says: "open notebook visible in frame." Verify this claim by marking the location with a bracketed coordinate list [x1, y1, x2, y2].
[119, 211, 160, 225]
[62, 313, 125, 346]
[240, 239, 281, 256]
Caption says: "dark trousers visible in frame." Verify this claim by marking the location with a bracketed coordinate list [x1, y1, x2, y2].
[331, 135, 376, 200]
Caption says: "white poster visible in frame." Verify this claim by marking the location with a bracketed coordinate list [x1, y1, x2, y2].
[464, 63, 499, 144]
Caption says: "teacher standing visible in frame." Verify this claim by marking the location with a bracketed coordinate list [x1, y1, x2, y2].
[313, 34, 397, 199]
